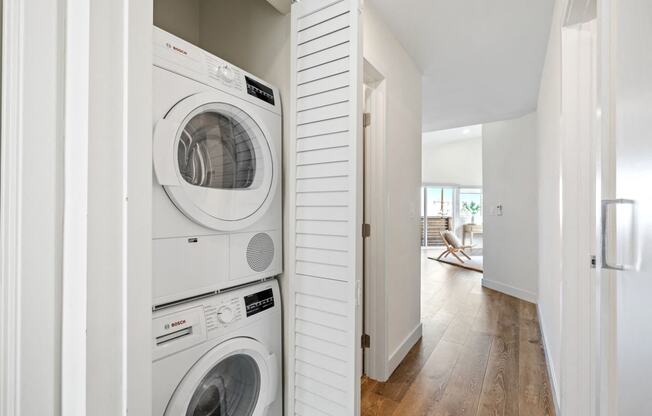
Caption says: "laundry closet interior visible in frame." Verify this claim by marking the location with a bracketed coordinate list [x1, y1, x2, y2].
[152, 0, 291, 415]
[151, 0, 362, 414]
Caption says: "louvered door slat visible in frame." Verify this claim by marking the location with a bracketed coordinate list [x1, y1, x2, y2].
[298, 73, 350, 97]
[297, 13, 350, 44]
[297, 0, 350, 31]
[298, 28, 350, 58]
[297, 87, 349, 111]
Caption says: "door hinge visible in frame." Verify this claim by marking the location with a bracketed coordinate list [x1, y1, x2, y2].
[361, 333, 371, 349]
[362, 223, 371, 238]
[363, 112, 371, 127]
[591, 255, 597, 268]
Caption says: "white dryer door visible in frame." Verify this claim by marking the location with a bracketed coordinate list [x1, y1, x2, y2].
[154, 92, 277, 231]
[165, 338, 277, 416]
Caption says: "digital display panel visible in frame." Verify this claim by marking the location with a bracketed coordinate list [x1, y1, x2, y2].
[244, 288, 274, 317]
[246, 76, 275, 105]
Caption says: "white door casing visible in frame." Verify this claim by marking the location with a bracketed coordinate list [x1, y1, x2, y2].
[560, 11, 597, 416]
[287, 0, 363, 415]
[1, 0, 153, 415]
[1, 0, 65, 414]
[61, 0, 153, 415]
[362, 74, 388, 381]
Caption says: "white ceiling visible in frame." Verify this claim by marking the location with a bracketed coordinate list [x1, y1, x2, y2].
[368, 0, 555, 132]
[423, 124, 482, 146]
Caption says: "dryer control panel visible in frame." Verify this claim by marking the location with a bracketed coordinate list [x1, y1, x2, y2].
[245, 77, 275, 105]
[206, 55, 244, 92]
[153, 27, 281, 116]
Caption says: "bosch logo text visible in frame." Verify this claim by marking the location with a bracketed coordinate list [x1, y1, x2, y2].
[164, 319, 187, 330]
[165, 42, 188, 55]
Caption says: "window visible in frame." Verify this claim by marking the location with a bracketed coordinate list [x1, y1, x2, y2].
[425, 186, 454, 217]
[421, 186, 455, 247]
[459, 188, 483, 225]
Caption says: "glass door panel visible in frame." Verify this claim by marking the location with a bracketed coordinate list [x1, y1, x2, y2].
[422, 186, 455, 247]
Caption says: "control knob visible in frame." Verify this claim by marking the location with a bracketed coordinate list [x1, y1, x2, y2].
[218, 65, 235, 83]
[217, 306, 235, 324]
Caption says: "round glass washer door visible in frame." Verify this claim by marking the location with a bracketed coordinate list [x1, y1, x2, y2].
[165, 338, 276, 416]
[154, 92, 277, 231]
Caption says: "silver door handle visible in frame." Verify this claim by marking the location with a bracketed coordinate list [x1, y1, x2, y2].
[601, 199, 638, 271]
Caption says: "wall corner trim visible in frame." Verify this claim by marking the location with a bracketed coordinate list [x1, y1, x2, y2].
[481, 278, 537, 303]
[387, 323, 423, 378]
[537, 304, 562, 415]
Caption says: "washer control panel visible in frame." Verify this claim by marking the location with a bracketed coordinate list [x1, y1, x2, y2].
[152, 281, 279, 362]
[244, 288, 275, 317]
[204, 297, 243, 331]
[201, 286, 275, 331]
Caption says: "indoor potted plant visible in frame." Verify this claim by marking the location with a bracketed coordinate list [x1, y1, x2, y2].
[462, 201, 481, 224]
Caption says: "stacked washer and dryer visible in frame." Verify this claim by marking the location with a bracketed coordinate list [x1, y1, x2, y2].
[151, 27, 283, 416]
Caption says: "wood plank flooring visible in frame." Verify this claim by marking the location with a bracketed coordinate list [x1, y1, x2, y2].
[361, 250, 555, 416]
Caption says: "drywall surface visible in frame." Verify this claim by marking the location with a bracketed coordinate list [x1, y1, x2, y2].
[153, 0, 200, 45]
[482, 113, 539, 302]
[364, 3, 423, 372]
[535, 0, 563, 403]
[422, 136, 483, 186]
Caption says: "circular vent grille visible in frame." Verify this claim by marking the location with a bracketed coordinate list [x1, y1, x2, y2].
[246, 233, 274, 272]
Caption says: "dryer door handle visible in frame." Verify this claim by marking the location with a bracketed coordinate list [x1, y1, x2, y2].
[266, 352, 279, 406]
[153, 118, 181, 186]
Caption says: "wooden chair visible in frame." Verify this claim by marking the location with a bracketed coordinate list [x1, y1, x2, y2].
[437, 230, 473, 263]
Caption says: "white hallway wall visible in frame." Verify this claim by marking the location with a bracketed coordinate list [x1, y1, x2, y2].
[482, 113, 539, 302]
[363, 3, 423, 372]
[422, 136, 483, 186]
[535, 0, 564, 404]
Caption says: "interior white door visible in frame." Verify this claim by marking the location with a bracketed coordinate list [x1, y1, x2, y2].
[288, 0, 363, 415]
[603, 0, 652, 414]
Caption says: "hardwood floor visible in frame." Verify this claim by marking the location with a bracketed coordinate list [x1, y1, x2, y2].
[361, 250, 555, 416]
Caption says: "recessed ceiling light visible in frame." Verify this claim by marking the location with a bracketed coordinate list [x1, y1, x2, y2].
[462, 128, 471, 135]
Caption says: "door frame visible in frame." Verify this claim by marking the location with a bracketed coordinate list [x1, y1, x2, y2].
[1, 0, 154, 414]
[1, 0, 65, 414]
[560, 17, 598, 416]
[61, 0, 153, 414]
[559, 0, 617, 416]
[594, 0, 618, 413]
[362, 62, 388, 381]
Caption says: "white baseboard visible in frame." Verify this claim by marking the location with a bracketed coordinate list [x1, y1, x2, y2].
[537, 304, 562, 415]
[481, 278, 537, 303]
[387, 323, 422, 376]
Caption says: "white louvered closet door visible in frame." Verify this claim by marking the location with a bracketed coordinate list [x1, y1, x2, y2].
[288, 0, 363, 415]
